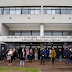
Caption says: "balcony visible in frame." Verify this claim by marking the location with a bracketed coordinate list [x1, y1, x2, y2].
[0, 36, 72, 42]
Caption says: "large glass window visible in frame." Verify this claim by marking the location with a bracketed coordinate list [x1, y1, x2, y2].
[22, 31, 31, 36]
[16, 7, 21, 14]
[9, 31, 21, 36]
[10, 7, 16, 14]
[22, 7, 41, 14]
[43, 7, 72, 14]
[53, 31, 62, 36]
[63, 31, 72, 36]
[4, 8, 9, 14]
[44, 31, 52, 36]
[0, 8, 3, 14]
[32, 31, 40, 36]
[43, 7, 60, 14]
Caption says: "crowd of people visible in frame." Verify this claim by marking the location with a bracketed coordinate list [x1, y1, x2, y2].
[0, 46, 72, 67]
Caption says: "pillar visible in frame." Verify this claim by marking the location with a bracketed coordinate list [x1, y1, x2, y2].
[40, 23, 44, 36]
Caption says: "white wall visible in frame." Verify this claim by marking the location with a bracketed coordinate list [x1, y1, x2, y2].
[0, 0, 72, 6]
[1, 24, 9, 36]
[0, 14, 72, 23]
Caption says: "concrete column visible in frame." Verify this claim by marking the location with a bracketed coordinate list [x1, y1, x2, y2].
[40, 23, 44, 36]
[41, 5, 43, 14]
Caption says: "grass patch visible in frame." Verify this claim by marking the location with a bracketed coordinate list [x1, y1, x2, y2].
[0, 67, 40, 72]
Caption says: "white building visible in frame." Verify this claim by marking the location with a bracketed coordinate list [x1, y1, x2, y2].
[0, 0, 72, 50]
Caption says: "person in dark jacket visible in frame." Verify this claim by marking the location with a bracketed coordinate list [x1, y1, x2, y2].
[20, 48, 26, 67]
[38, 49, 40, 60]
[29, 48, 33, 63]
[46, 48, 49, 61]
[70, 48, 72, 62]
[1, 47, 5, 62]
[40, 48, 45, 65]
[13, 48, 16, 61]
[63, 47, 71, 65]
[59, 49, 62, 61]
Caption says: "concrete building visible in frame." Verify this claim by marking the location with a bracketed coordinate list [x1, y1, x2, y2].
[0, 0, 72, 58]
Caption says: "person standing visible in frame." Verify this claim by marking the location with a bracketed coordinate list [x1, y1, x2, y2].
[1, 47, 5, 62]
[40, 48, 45, 65]
[34, 47, 38, 60]
[59, 49, 62, 61]
[29, 49, 33, 63]
[51, 47, 56, 64]
[38, 49, 40, 60]
[8, 48, 13, 65]
[20, 48, 26, 67]
[70, 48, 72, 63]
[46, 48, 49, 61]
[25, 49, 29, 61]
[13, 48, 16, 61]
[63, 47, 71, 65]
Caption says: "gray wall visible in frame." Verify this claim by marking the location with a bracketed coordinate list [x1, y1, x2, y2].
[1, 24, 9, 36]
[0, 0, 72, 6]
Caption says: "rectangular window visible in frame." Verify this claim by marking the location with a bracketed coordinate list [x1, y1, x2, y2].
[61, 10, 66, 14]
[0, 8, 3, 14]
[10, 7, 15, 14]
[32, 31, 40, 36]
[16, 7, 21, 14]
[44, 31, 52, 36]
[4, 8, 9, 14]
[22, 31, 31, 36]
[53, 31, 62, 36]
[29, 10, 34, 14]
[63, 31, 72, 36]
[52, 10, 59, 14]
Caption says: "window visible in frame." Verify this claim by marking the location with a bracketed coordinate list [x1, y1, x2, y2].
[32, 31, 40, 36]
[0, 8, 3, 14]
[22, 7, 41, 14]
[15, 31, 21, 36]
[53, 31, 62, 36]
[9, 31, 21, 36]
[22, 7, 28, 14]
[4, 8, 9, 14]
[10, 7, 15, 14]
[16, 7, 21, 14]
[22, 31, 31, 36]
[44, 31, 52, 36]
[61, 10, 66, 14]
[43, 7, 72, 14]
[63, 31, 72, 36]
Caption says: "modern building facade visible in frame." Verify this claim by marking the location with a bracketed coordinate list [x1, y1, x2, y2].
[0, 0, 72, 52]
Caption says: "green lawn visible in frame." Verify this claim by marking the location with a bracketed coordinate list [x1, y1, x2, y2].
[0, 67, 40, 72]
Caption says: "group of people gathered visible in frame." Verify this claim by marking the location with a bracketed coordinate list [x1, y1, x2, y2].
[0, 46, 72, 67]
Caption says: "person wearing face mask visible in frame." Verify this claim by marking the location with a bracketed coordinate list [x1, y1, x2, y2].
[51, 47, 56, 64]
[25, 49, 29, 61]
[1, 47, 5, 62]
[13, 48, 16, 62]
[8, 48, 13, 65]
[29, 48, 33, 63]
[63, 47, 71, 65]
[34, 47, 38, 60]
[20, 48, 26, 67]
[46, 48, 49, 61]
[40, 48, 45, 65]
